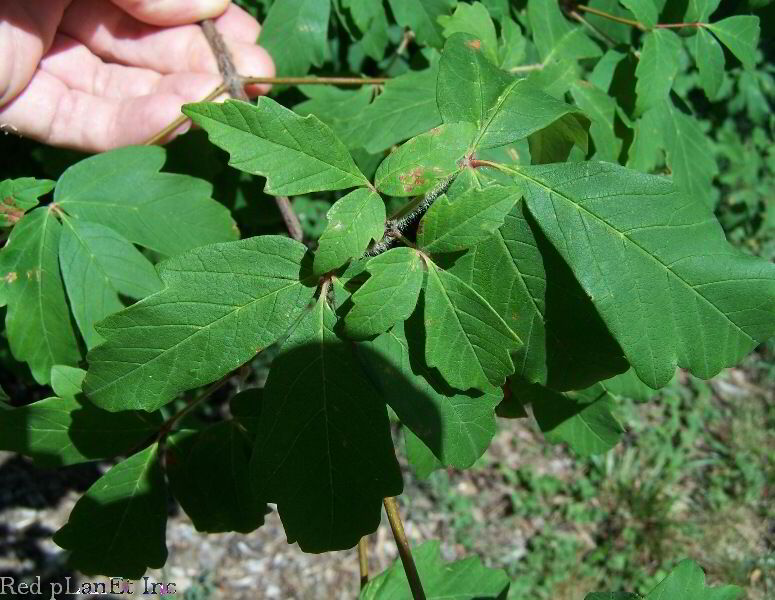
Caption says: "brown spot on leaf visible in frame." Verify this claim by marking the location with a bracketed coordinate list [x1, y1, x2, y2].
[398, 167, 427, 193]
[0, 197, 24, 224]
[466, 38, 482, 50]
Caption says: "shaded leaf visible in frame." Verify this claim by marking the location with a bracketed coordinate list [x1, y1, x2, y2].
[295, 84, 375, 144]
[183, 98, 369, 195]
[251, 296, 402, 552]
[0, 209, 80, 384]
[59, 217, 162, 349]
[344, 248, 425, 339]
[54, 444, 168, 578]
[313, 188, 385, 275]
[84, 236, 316, 412]
[404, 428, 444, 478]
[386, 0, 456, 48]
[571, 81, 622, 161]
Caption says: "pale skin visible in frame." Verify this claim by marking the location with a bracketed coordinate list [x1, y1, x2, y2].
[0, 0, 275, 152]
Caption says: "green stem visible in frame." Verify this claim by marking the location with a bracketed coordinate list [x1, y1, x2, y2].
[383, 497, 426, 600]
[358, 537, 369, 589]
[575, 4, 646, 30]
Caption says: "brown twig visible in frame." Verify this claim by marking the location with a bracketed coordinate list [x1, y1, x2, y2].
[242, 75, 388, 86]
[575, 4, 647, 30]
[383, 497, 426, 600]
[275, 196, 303, 242]
[358, 536, 369, 589]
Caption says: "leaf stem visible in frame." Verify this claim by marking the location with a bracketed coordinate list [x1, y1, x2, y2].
[383, 497, 426, 600]
[157, 374, 232, 439]
[243, 75, 389, 86]
[358, 536, 369, 589]
[575, 4, 647, 30]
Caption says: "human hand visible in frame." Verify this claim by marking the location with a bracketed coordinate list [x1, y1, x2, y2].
[0, 0, 274, 152]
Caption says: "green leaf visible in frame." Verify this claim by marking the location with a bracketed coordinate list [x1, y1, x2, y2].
[363, 315, 502, 469]
[528, 113, 590, 165]
[449, 200, 627, 391]
[571, 81, 622, 162]
[692, 28, 725, 99]
[341, 0, 390, 60]
[705, 16, 760, 70]
[167, 422, 266, 534]
[424, 262, 521, 391]
[360, 540, 510, 599]
[0, 178, 55, 227]
[0, 385, 8, 402]
[295, 84, 375, 144]
[635, 29, 682, 115]
[498, 17, 527, 71]
[375, 123, 477, 197]
[627, 108, 664, 173]
[386, 0, 456, 48]
[528, 382, 624, 456]
[417, 185, 518, 253]
[251, 296, 402, 552]
[50, 364, 86, 397]
[474, 79, 587, 151]
[0, 209, 80, 384]
[684, 0, 720, 21]
[437, 33, 513, 127]
[344, 248, 425, 339]
[619, 0, 658, 27]
[258, 0, 330, 76]
[54, 146, 237, 257]
[54, 444, 168, 578]
[59, 216, 162, 349]
[84, 236, 316, 412]
[515, 161, 775, 388]
[0, 395, 162, 467]
[645, 559, 743, 600]
[404, 428, 443, 478]
[658, 101, 718, 208]
[528, 0, 599, 60]
[350, 67, 442, 154]
[438, 2, 499, 64]
[183, 98, 369, 195]
[229, 388, 262, 438]
[313, 188, 385, 275]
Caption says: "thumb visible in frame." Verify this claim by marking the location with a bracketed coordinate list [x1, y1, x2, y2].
[109, 0, 230, 26]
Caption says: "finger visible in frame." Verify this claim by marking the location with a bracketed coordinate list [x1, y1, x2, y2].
[0, 0, 69, 106]
[109, 0, 229, 27]
[0, 69, 193, 152]
[60, 1, 271, 78]
[40, 34, 226, 102]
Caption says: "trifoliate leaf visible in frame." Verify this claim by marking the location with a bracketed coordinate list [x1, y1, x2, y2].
[437, 33, 513, 127]
[258, 0, 330, 76]
[251, 296, 402, 552]
[527, 382, 624, 456]
[473, 78, 587, 151]
[167, 423, 266, 534]
[0, 209, 80, 384]
[375, 123, 477, 197]
[54, 444, 168, 578]
[54, 146, 237, 257]
[705, 16, 760, 71]
[692, 28, 725, 99]
[295, 84, 375, 144]
[0, 178, 54, 227]
[360, 540, 510, 599]
[424, 262, 521, 391]
[350, 66, 442, 154]
[313, 188, 386, 275]
[59, 216, 162, 349]
[635, 29, 682, 115]
[619, 0, 658, 27]
[386, 0, 456, 48]
[344, 248, 425, 339]
[363, 315, 502, 469]
[50, 364, 86, 398]
[515, 161, 775, 388]
[417, 186, 518, 253]
[658, 100, 718, 208]
[438, 2, 499, 64]
[449, 201, 627, 391]
[84, 236, 316, 412]
[645, 559, 742, 600]
[183, 98, 369, 195]
[0, 395, 162, 467]
[571, 81, 622, 162]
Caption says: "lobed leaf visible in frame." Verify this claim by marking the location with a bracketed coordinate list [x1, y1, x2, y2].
[84, 236, 316, 412]
[251, 296, 402, 552]
[344, 248, 425, 339]
[313, 188, 386, 275]
[183, 98, 369, 195]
